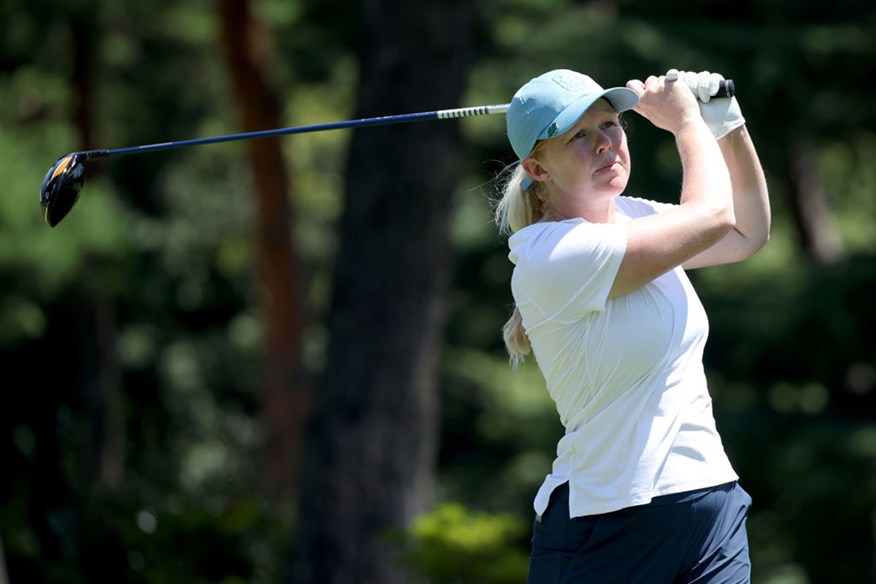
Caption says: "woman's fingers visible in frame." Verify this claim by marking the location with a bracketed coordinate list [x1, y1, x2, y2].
[626, 78, 646, 97]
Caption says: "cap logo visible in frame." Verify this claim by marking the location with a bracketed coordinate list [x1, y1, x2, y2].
[547, 122, 559, 138]
[551, 71, 586, 92]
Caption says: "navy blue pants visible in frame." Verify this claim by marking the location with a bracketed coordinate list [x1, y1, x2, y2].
[527, 481, 752, 584]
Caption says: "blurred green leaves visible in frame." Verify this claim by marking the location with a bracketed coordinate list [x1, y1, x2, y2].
[1, 0, 875, 582]
[397, 503, 530, 583]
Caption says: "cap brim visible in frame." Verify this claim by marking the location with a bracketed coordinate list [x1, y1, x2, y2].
[537, 87, 639, 141]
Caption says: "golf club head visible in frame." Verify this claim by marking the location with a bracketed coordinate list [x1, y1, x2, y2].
[40, 153, 86, 227]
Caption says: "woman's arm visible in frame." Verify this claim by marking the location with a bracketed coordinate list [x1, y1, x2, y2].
[684, 124, 770, 269]
[608, 76, 735, 299]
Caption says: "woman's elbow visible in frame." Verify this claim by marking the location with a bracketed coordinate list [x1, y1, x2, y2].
[737, 226, 770, 261]
[749, 213, 772, 252]
[713, 204, 737, 238]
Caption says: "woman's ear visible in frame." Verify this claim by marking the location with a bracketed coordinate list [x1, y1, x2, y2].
[522, 157, 550, 184]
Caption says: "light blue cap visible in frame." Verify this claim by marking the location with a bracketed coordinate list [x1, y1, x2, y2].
[506, 69, 639, 188]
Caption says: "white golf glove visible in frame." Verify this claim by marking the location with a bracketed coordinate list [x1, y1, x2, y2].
[666, 69, 745, 140]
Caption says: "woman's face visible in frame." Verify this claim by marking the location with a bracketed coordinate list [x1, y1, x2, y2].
[529, 99, 631, 201]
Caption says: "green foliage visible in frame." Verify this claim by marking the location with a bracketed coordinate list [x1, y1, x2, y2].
[437, 348, 561, 515]
[818, 132, 876, 252]
[398, 503, 530, 583]
[1, 0, 875, 582]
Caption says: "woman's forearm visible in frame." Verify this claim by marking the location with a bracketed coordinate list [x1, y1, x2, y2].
[719, 125, 770, 249]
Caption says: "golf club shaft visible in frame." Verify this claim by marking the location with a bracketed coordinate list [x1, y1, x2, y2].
[75, 104, 511, 160]
[62, 75, 735, 162]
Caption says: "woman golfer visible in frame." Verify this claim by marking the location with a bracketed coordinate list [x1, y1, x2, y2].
[496, 68, 769, 583]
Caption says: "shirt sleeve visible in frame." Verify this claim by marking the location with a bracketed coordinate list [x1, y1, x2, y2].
[509, 221, 627, 323]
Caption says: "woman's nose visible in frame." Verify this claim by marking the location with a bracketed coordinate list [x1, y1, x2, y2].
[595, 131, 613, 153]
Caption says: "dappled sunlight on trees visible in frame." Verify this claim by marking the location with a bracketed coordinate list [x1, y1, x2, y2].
[1, 0, 874, 582]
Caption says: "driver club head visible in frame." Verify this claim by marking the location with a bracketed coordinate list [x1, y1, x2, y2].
[40, 153, 86, 227]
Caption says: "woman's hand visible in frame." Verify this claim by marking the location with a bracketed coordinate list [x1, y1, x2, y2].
[626, 74, 702, 135]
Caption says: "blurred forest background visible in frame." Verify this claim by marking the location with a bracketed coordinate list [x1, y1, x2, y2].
[1, 0, 874, 582]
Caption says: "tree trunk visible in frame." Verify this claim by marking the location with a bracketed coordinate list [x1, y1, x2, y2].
[78, 281, 125, 491]
[786, 138, 844, 263]
[217, 0, 310, 499]
[289, 0, 475, 581]
[72, 15, 125, 492]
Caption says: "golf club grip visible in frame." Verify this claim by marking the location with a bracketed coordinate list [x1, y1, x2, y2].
[437, 104, 510, 119]
[714, 79, 735, 98]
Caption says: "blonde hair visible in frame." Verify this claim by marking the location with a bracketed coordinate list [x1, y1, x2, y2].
[494, 142, 551, 366]
[494, 105, 624, 366]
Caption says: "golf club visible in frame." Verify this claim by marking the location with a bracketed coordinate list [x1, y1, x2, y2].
[39, 77, 734, 228]
[39, 104, 510, 227]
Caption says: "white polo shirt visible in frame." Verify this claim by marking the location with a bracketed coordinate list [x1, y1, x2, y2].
[508, 195, 738, 518]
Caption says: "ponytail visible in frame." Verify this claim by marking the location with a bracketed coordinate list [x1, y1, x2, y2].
[494, 157, 549, 366]
[494, 164, 548, 236]
[502, 305, 530, 368]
